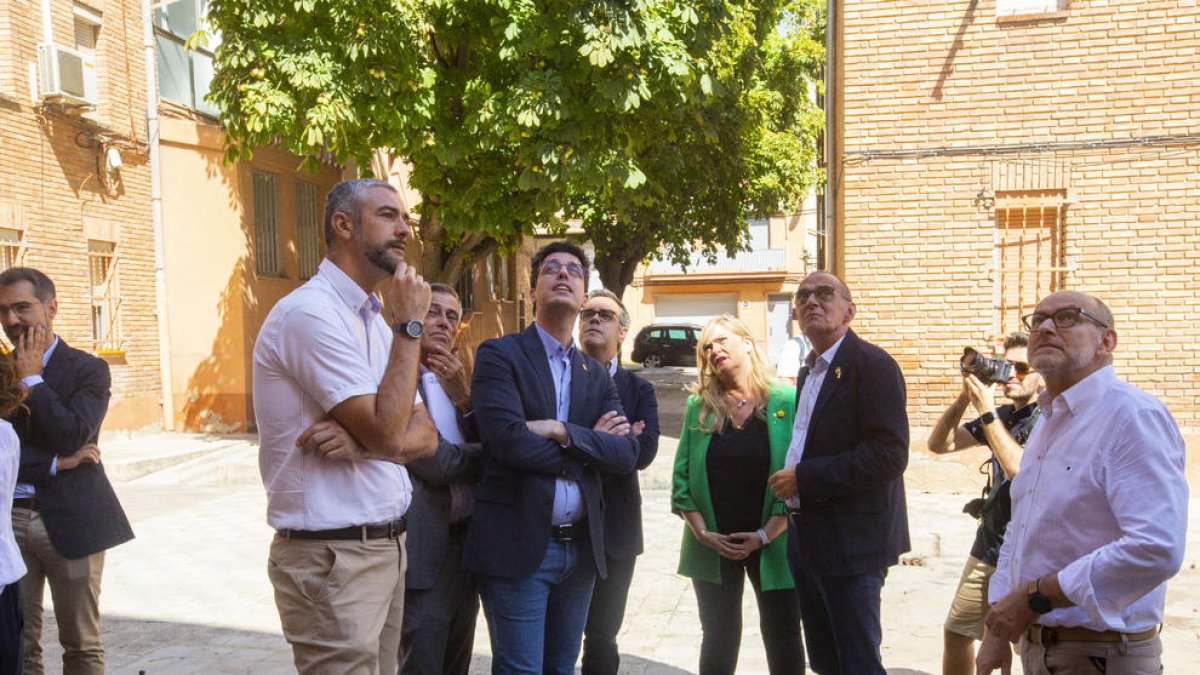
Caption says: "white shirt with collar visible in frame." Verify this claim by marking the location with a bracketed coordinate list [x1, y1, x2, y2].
[254, 258, 415, 531]
[989, 365, 1188, 632]
[0, 421, 26, 586]
[419, 366, 474, 522]
[783, 333, 847, 509]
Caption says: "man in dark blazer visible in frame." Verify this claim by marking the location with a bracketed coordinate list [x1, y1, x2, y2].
[0, 267, 133, 675]
[578, 290, 659, 675]
[769, 271, 909, 675]
[465, 242, 640, 675]
[399, 282, 485, 675]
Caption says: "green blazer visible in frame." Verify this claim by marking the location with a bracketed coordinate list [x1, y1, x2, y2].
[670, 380, 797, 590]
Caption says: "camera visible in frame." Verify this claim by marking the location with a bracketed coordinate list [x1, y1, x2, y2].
[960, 347, 1013, 385]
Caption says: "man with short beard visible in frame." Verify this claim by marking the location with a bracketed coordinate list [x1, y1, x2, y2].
[927, 332, 1044, 675]
[253, 178, 437, 673]
[578, 289, 659, 675]
[976, 291, 1188, 675]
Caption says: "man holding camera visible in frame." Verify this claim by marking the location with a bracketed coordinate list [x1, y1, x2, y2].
[926, 332, 1042, 675]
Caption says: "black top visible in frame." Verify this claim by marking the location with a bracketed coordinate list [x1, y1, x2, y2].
[963, 402, 1040, 565]
[706, 415, 770, 534]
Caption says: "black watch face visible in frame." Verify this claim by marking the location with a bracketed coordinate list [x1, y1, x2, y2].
[1029, 593, 1053, 614]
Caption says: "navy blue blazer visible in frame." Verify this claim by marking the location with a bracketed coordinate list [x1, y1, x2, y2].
[601, 367, 659, 561]
[10, 340, 134, 559]
[789, 329, 910, 576]
[464, 325, 640, 579]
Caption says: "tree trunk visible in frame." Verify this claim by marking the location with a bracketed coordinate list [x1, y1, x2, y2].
[594, 242, 645, 300]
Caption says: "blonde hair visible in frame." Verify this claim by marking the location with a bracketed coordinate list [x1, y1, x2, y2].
[686, 315, 776, 434]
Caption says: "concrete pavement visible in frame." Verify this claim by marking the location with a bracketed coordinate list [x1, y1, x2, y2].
[27, 433, 1200, 673]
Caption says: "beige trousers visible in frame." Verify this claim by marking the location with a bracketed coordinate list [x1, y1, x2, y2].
[11, 507, 106, 675]
[268, 533, 406, 675]
[1021, 633, 1163, 675]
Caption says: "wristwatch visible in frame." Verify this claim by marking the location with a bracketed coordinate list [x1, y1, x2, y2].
[979, 411, 998, 426]
[393, 320, 424, 340]
[1027, 579, 1053, 615]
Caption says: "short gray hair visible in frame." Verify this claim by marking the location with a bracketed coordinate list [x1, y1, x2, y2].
[587, 289, 630, 328]
[323, 178, 397, 246]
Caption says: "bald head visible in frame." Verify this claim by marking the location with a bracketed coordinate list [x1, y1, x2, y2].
[1027, 290, 1117, 396]
[794, 271, 855, 352]
[1035, 290, 1114, 329]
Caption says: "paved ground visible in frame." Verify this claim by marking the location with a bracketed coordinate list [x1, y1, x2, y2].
[28, 430, 1199, 674]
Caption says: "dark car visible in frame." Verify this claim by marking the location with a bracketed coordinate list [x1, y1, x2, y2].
[630, 324, 701, 368]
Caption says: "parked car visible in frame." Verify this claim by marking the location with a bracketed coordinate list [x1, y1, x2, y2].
[630, 324, 702, 368]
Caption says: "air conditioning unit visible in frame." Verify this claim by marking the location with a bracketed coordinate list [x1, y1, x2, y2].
[37, 43, 98, 108]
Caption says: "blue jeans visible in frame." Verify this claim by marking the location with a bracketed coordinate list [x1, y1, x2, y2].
[476, 539, 596, 675]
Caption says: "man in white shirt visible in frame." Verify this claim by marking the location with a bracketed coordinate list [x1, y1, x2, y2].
[976, 290, 1188, 675]
[254, 178, 437, 674]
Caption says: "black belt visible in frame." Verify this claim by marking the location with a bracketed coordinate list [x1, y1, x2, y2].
[277, 517, 407, 541]
[550, 521, 586, 542]
[448, 518, 471, 538]
[12, 498, 38, 512]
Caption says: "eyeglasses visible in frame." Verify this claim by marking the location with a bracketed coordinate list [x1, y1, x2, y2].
[580, 308, 618, 323]
[795, 285, 839, 304]
[1012, 361, 1032, 378]
[540, 261, 586, 279]
[0, 301, 41, 319]
[1021, 307, 1110, 331]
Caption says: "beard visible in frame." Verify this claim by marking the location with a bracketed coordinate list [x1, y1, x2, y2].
[364, 240, 404, 274]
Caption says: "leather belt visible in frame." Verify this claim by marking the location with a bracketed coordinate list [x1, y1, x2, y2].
[277, 517, 406, 542]
[550, 521, 586, 542]
[1026, 624, 1160, 647]
[12, 498, 38, 512]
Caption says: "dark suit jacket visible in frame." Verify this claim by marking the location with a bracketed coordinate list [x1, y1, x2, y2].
[464, 325, 640, 579]
[404, 402, 484, 591]
[790, 329, 909, 576]
[601, 367, 659, 561]
[10, 339, 134, 559]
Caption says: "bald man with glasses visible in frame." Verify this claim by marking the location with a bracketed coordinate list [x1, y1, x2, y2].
[976, 291, 1188, 675]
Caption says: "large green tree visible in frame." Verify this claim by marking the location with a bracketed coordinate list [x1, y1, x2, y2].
[206, 0, 737, 281]
[575, 0, 825, 296]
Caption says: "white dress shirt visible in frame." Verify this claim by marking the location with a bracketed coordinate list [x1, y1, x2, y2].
[989, 366, 1189, 632]
[0, 422, 27, 586]
[783, 335, 846, 509]
[419, 367, 474, 522]
[13, 336, 60, 498]
[254, 259, 414, 531]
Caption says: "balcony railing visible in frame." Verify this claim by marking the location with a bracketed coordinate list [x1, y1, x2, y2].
[647, 248, 787, 275]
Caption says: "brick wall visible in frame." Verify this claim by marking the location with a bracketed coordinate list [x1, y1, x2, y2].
[837, 0, 1200, 429]
[0, 0, 161, 432]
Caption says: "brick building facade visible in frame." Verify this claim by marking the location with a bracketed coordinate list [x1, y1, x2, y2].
[830, 0, 1200, 430]
[0, 0, 162, 431]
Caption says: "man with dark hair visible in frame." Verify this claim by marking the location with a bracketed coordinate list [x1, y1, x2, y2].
[769, 271, 909, 675]
[0, 266, 133, 674]
[466, 241, 639, 674]
[927, 331, 1043, 675]
[399, 281, 484, 675]
[254, 178, 437, 673]
[579, 289, 659, 675]
[977, 291, 1187, 675]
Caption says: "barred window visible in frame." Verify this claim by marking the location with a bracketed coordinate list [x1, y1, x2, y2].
[486, 251, 512, 301]
[88, 240, 122, 353]
[0, 229, 21, 270]
[994, 196, 1068, 339]
[457, 265, 477, 312]
[253, 170, 281, 276]
[296, 180, 321, 279]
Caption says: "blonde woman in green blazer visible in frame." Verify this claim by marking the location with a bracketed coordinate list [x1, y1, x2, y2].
[671, 316, 805, 675]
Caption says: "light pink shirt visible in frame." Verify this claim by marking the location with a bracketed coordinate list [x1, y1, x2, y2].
[254, 259, 414, 530]
[990, 366, 1188, 631]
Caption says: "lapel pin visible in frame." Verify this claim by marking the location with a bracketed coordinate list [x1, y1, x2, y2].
[775, 409, 785, 418]
[581, 361, 588, 372]
[835, 367, 842, 380]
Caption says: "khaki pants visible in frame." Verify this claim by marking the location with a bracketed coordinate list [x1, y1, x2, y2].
[11, 507, 105, 675]
[269, 533, 406, 675]
[1021, 633, 1163, 675]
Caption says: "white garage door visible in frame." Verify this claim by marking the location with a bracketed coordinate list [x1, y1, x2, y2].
[654, 294, 738, 327]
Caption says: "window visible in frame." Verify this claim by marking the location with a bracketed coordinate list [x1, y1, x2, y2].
[154, 0, 218, 115]
[73, 5, 101, 54]
[996, 0, 1066, 17]
[747, 218, 770, 250]
[88, 240, 122, 353]
[0, 229, 20, 269]
[296, 181, 321, 279]
[456, 266, 477, 312]
[253, 170, 281, 276]
[486, 252, 512, 301]
[994, 195, 1068, 338]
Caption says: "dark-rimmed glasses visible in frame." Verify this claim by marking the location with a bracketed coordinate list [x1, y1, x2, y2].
[1021, 307, 1110, 331]
[795, 285, 839, 304]
[580, 308, 617, 323]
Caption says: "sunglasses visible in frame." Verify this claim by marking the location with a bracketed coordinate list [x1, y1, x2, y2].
[795, 284, 839, 304]
[1012, 361, 1032, 378]
[580, 308, 618, 323]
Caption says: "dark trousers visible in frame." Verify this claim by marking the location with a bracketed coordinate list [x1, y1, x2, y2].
[788, 533, 886, 675]
[580, 555, 636, 675]
[400, 534, 478, 675]
[0, 582, 21, 675]
[692, 553, 805, 675]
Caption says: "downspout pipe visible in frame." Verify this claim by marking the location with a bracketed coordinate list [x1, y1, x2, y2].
[824, 0, 838, 272]
[142, 0, 175, 430]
